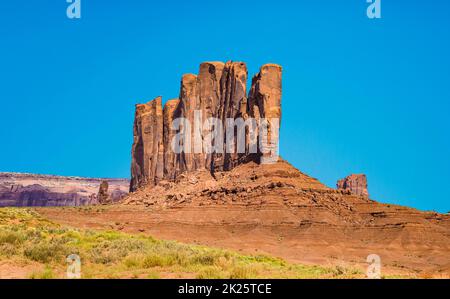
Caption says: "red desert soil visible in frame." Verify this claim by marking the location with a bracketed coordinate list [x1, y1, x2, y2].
[37, 160, 450, 277]
[0, 261, 44, 279]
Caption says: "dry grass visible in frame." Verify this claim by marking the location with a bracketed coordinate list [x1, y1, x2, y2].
[0, 208, 366, 279]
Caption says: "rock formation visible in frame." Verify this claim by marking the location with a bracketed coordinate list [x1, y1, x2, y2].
[130, 61, 282, 192]
[163, 99, 181, 180]
[130, 97, 164, 191]
[337, 174, 369, 198]
[98, 181, 110, 205]
[0, 173, 129, 207]
[118, 159, 450, 277]
[248, 64, 282, 164]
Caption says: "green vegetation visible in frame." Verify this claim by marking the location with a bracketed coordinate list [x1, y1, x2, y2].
[0, 208, 364, 279]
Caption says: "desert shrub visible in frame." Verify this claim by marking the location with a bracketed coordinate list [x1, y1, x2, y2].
[0, 243, 17, 257]
[23, 229, 44, 242]
[29, 266, 56, 279]
[123, 254, 143, 269]
[142, 253, 173, 268]
[169, 251, 191, 267]
[215, 256, 234, 269]
[229, 265, 258, 279]
[330, 265, 362, 277]
[24, 240, 70, 263]
[89, 238, 148, 264]
[238, 254, 286, 267]
[0, 229, 26, 245]
[196, 266, 226, 279]
[191, 252, 218, 266]
[122, 253, 172, 269]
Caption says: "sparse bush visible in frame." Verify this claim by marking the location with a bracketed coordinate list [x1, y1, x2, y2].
[0, 208, 369, 279]
[29, 266, 56, 279]
[124, 254, 144, 269]
[191, 252, 218, 266]
[24, 240, 69, 263]
[0, 229, 26, 245]
[0, 243, 16, 257]
[89, 238, 147, 264]
[229, 265, 257, 279]
[196, 266, 226, 279]
[142, 253, 172, 268]
[331, 265, 362, 277]
[239, 254, 286, 266]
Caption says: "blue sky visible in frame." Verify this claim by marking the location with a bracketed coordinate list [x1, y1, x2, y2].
[0, 1, 449, 212]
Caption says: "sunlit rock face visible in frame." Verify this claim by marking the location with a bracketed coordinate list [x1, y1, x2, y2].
[130, 61, 282, 192]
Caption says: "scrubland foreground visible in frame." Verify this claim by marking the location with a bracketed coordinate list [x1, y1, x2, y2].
[0, 208, 371, 279]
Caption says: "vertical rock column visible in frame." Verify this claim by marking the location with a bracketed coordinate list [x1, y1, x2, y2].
[176, 74, 200, 174]
[130, 97, 164, 191]
[197, 62, 225, 171]
[163, 99, 181, 180]
[248, 64, 282, 164]
[214, 61, 248, 171]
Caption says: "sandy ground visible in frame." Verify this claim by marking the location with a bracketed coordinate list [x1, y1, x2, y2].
[36, 205, 450, 278]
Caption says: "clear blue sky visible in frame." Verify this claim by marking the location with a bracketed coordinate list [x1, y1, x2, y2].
[0, 1, 449, 213]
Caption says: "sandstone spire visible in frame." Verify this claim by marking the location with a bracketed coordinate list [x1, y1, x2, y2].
[198, 62, 225, 171]
[130, 97, 164, 192]
[163, 99, 180, 180]
[248, 64, 282, 164]
[130, 62, 282, 192]
[214, 61, 248, 172]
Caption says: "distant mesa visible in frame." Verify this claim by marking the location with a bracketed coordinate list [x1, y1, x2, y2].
[0, 173, 129, 207]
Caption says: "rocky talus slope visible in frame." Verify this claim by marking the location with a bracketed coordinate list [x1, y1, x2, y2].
[120, 159, 449, 276]
[0, 173, 129, 207]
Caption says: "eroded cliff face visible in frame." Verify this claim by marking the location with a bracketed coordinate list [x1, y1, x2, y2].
[130, 97, 164, 191]
[0, 173, 129, 207]
[248, 64, 282, 164]
[130, 61, 283, 192]
[337, 174, 369, 198]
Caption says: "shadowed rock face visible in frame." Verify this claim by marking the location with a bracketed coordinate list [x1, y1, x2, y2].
[130, 96, 164, 191]
[0, 173, 129, 207]
[337, 174, 369, 198]
[130, 61, 282, 192]
[163, 99, 181, 180]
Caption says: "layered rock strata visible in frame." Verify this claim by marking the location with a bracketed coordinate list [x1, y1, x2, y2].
[0, 173, 129, 207]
